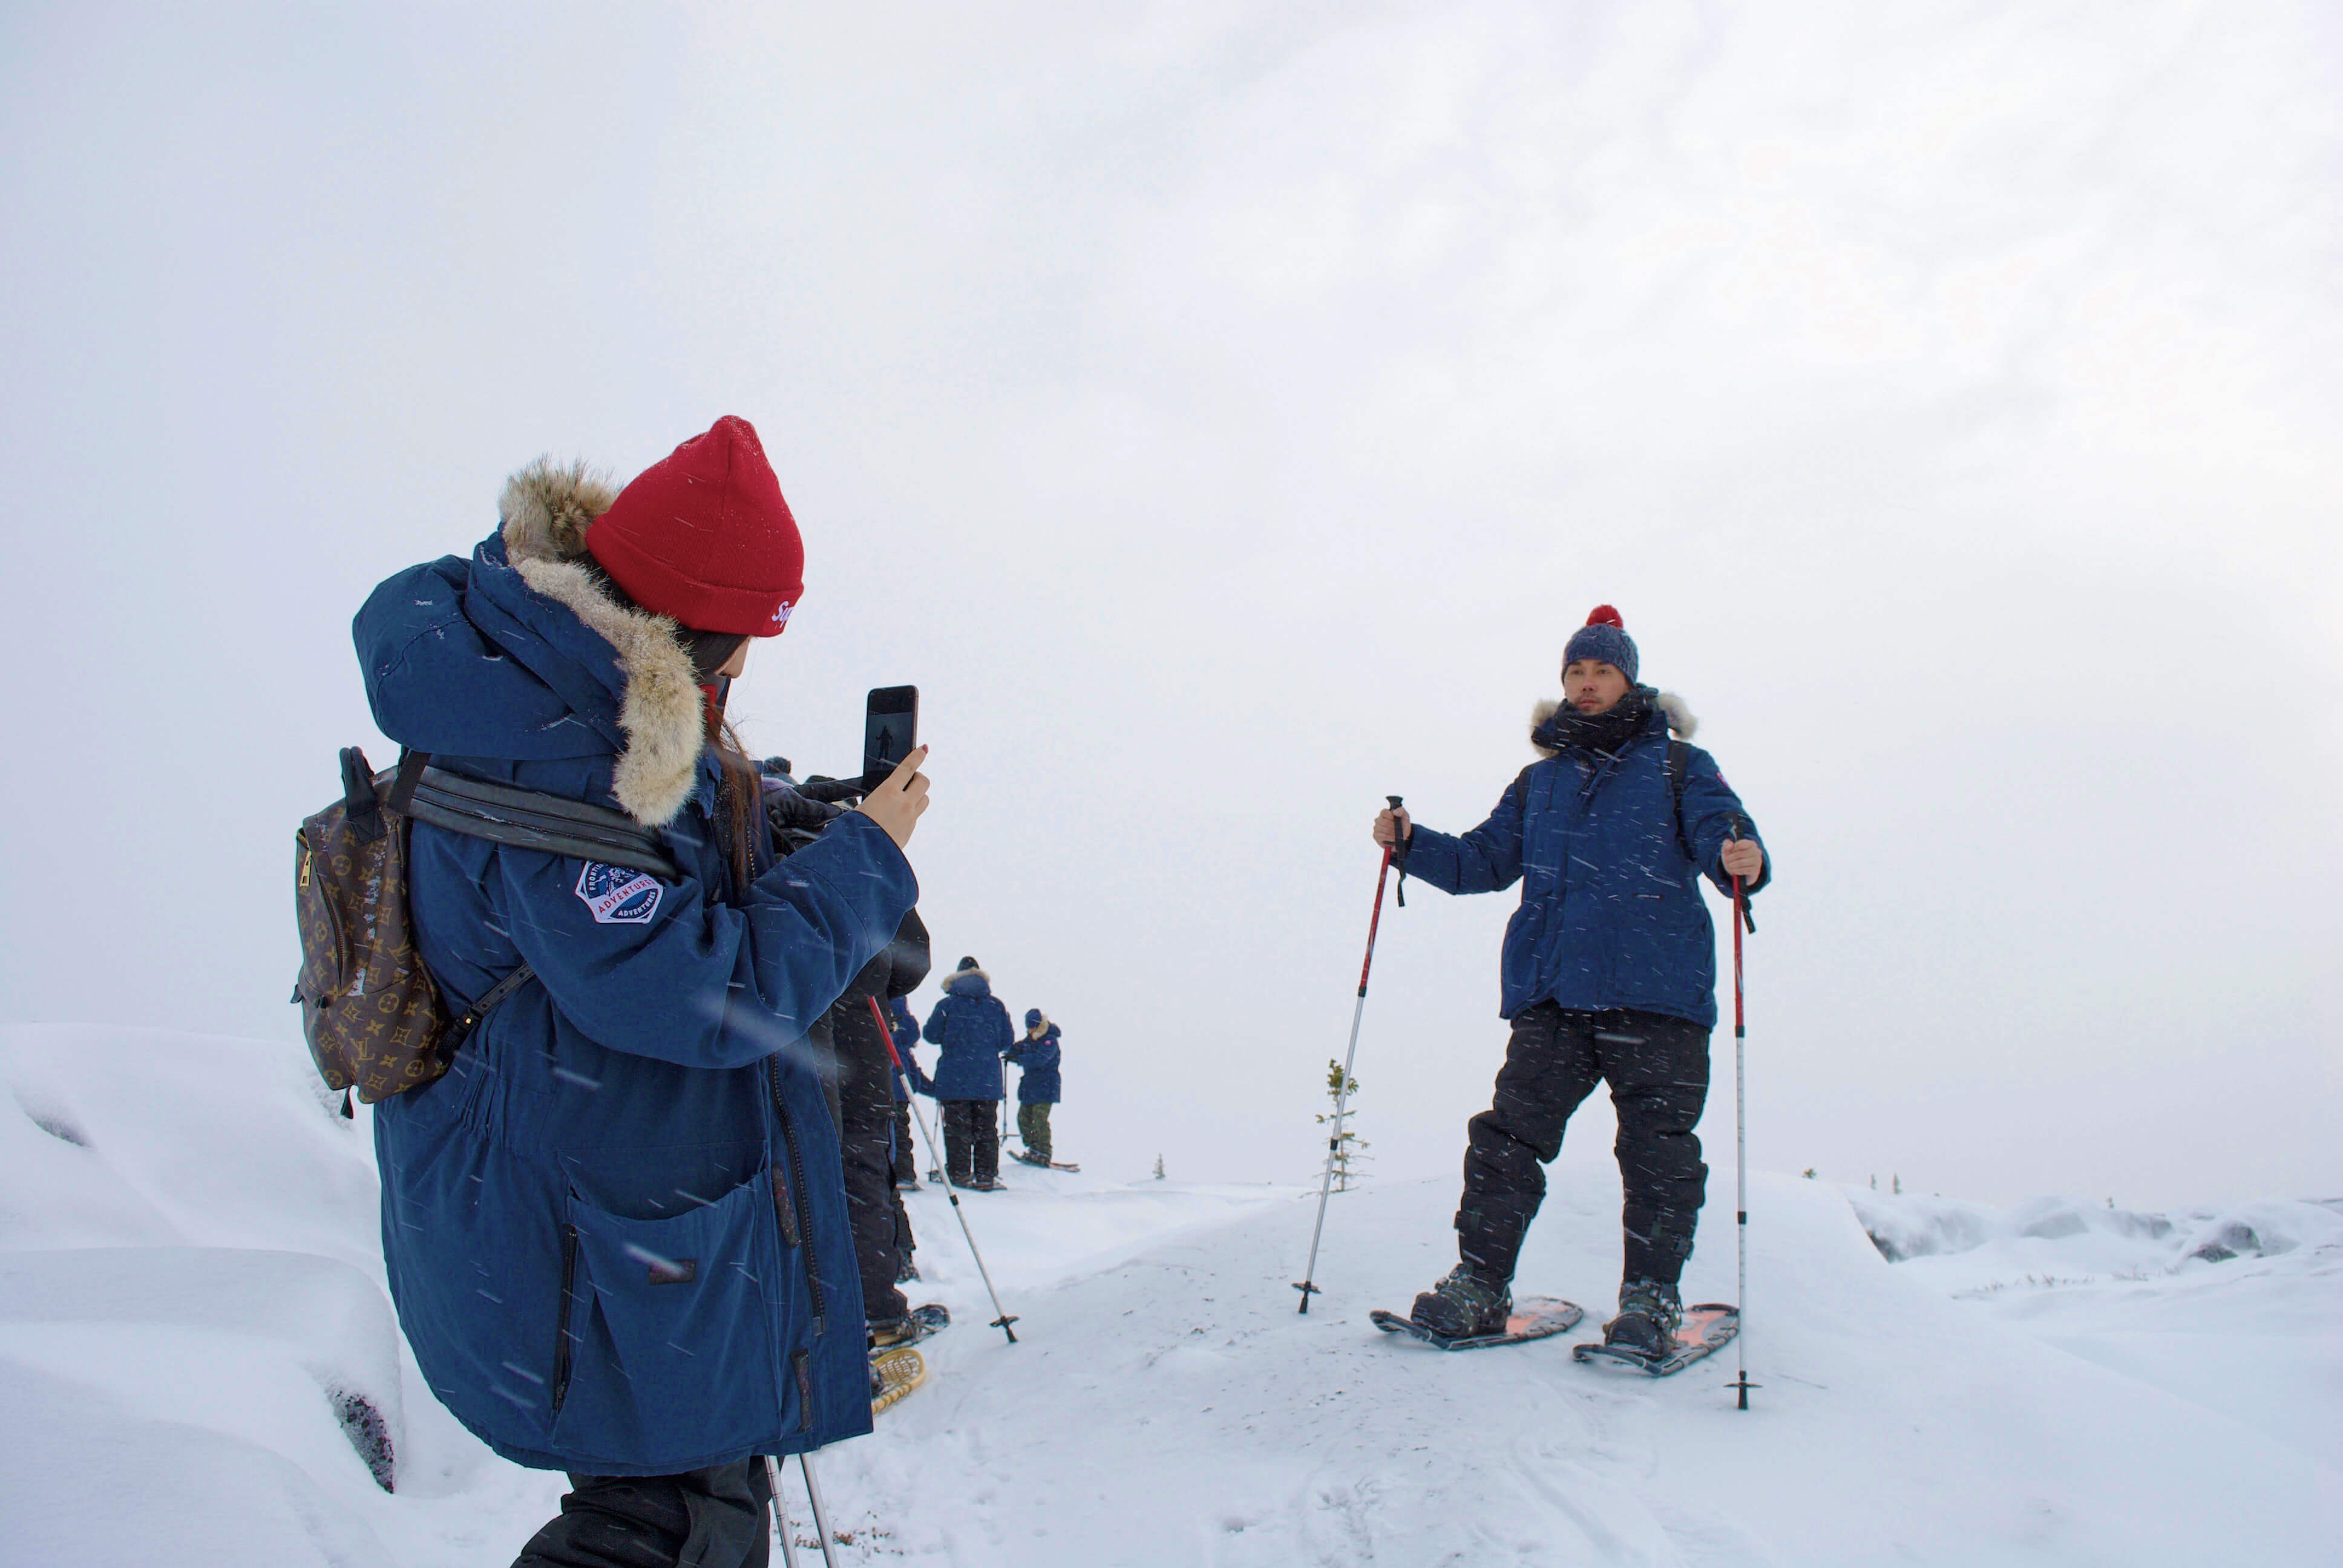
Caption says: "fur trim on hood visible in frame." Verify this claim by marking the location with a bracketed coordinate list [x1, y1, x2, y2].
[499, 458, 706, 827]
[1529, 691, 1697, 759]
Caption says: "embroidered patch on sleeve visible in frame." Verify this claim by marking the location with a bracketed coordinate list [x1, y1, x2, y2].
[575, 862, 663, 925]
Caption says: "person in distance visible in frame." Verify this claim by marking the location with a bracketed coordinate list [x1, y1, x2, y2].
[1006, 1009, 1063, 1167]
[355, 416, 931, 1567]
[1376, 606, 1768, 1356]
[920, 956, 1015, 1190]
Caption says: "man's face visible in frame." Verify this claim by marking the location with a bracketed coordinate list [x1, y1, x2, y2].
[1562, 659, 1631, 714]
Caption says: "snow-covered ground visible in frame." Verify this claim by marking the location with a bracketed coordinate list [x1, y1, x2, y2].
[2, 1024, 2337, 1565]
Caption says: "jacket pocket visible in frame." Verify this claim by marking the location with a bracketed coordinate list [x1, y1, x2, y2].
[549, 1166, 779, 1464]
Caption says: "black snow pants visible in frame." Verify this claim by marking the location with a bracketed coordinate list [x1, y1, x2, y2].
[832, 990, 911, 1324]
[511, 1460, 772, 1568]
[819, 910, 929, 1327]
[891, 1101, 917, 1187]
[942, 1100, 1000, 1184]
[1455, 1002, 1711, 1290]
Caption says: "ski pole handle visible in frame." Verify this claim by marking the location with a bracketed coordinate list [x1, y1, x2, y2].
[1728, 813, 1757, 933]
[1384, 794, 1407, 906]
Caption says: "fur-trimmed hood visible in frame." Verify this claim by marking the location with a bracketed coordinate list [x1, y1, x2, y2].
[355, 458, 718, 829]
[497, 459, 707, 827]
[1529, 691, 1696, 759]
[945, 968, 994, 998]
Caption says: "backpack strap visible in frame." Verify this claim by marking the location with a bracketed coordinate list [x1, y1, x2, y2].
[440, 962, 537, 1053]
[385, 748, 430, 816]
[382, 766, 682, 880]
[340, 747, 387, 843]
[1665, 739, 1692, 858]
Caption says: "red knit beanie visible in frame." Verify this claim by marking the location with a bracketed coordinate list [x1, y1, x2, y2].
[585, 416, 804, 636]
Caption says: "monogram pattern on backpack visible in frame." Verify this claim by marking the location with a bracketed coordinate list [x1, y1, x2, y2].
[294, 755, 456, 1103]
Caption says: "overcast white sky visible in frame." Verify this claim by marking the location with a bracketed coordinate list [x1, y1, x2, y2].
[3, 1, 2336, 1211]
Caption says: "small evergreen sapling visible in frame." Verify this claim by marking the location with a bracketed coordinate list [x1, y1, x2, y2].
[1316, 1058, 1371, 1192]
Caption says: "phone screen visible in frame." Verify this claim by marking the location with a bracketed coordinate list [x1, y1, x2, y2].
[863, 686, 919, 788]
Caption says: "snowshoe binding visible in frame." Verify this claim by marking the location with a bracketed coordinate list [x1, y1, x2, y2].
[1574, 1281, 1738, 1376]
[869, 1302, 951, 1350]
[1411, 1266, 1512, 1340]
[870, 1344, 927, 1415]
[1372, 1270, 1584, 1351]
[1604, 1279, 1681, 1357]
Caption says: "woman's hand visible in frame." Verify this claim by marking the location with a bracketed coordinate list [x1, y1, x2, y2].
[1721, 838, 1763, 883]
[1373, 804, 1412, 848]
[856, 746, 931, 851]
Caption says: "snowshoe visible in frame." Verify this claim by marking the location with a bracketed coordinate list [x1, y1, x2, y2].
[1008, 1148, 1055, 1168]
[962, 1174, 1006, 1192]
[1373, 1292, 1584, 1351]
[1573, 1302, 1739, 1376]
[870, 1345, 927, 1416]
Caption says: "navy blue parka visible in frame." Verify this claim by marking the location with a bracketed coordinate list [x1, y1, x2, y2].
[355, 462, 914, 1477]
[1401, 693, 1768, 1029]
[920, 970, 1014, 1101]
[1006, 1022, 1062, 1105]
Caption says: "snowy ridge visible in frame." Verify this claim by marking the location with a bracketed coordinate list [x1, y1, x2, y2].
[2, 1025, 2338, 1565]
[1845, 1187, 2341, 1270]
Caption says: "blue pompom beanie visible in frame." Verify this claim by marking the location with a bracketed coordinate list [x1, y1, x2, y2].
[1024, 1008, 1044, 1029]
[1562, 604, 1638, 683]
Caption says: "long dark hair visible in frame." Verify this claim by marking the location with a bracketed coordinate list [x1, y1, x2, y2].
[686, 630, 762, 892]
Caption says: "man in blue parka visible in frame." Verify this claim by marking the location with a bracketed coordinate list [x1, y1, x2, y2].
[1377, 606, 1769, 1357]
[920, 958, 1014, 1189]
[357, 417, 932, 1565]
[1006, 1010, 1063, 1166]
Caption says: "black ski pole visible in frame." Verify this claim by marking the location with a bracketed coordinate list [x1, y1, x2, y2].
[1295, 795, 1404, 1313]
[868, 995, 1020, 1342]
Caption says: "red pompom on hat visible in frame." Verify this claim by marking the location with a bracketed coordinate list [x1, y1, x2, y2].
[585, 416, 804, 636]
[1584, 604, 1623, 629]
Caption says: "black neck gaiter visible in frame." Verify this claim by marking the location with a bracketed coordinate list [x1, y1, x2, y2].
[1535, 685, 1653, 756]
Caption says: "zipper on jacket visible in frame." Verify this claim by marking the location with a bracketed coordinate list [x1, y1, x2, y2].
[793, 1348, 816, 1433]
[550, 1223, 578, 1416]
[768, 1168, 800, 1248]
[767, 1059, 826, 1334]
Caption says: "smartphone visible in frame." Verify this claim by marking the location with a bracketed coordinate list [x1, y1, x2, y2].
[862, 686, 919, 790]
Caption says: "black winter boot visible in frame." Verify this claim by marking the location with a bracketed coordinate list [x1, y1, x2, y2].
[1409, 1266, 1512, 1340]
[1602, 1278, 1682, 1356]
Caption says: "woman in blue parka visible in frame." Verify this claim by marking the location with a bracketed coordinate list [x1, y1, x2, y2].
[1375, 606, 1768, 1359]
[356, 417, 932, 1566]
[919, 958, 1014, 1188]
